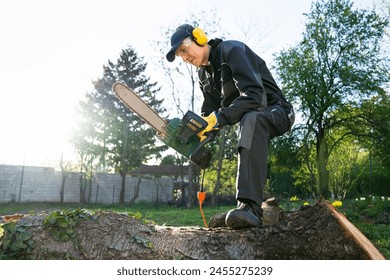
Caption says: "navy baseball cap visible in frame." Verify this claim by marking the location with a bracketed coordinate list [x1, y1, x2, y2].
[166, 24, 194, 62]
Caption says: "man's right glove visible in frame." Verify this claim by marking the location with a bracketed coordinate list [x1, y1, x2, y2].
[197, 111, 220, 142]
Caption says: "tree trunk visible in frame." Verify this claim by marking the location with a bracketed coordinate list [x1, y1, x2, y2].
[59, 152, 65, 204]
[60, 175, 66, 204]
[212, 127, 226, 206]
[119, 120, 129, 204]
[79, 174, 88, 204]
[2, 202, 383, 260]
[119, 171, 126, 204]
[129, 175, 141, 204]
[316, 121, 329, 197]
[186, 163, 196, 208]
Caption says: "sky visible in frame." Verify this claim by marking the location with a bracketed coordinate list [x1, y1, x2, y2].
[0, 0, 375, 168]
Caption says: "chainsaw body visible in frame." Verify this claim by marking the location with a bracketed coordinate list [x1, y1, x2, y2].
[159, 111, 213, 169]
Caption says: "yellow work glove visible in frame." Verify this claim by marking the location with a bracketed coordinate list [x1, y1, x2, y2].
[197, 112, 220, 142]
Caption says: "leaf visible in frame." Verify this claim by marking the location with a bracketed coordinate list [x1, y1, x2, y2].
[68, 220, 78, 228]
[58, 232, 71, 242]
[50, 229, 61, 241]
[27, 239, 35, 249]
[1, 239, 11, 250]
[45, 212, 59, 225]
[3, 222, 17, 235]
[18, 219, 33, 227]
[10, 240, 27, 252]
[17, 231, 32, 242]
[55, 217, 69, 229]
[65, 228, 75, 236]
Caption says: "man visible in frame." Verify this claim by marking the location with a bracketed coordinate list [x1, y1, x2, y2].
[166, 24, 294, 229]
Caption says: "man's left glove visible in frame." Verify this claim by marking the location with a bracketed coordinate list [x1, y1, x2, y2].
[197, 111, 220, 142]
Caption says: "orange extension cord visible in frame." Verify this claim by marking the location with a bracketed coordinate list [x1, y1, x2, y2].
[198, 169, 208, 228]
[197, 191, 208, 228]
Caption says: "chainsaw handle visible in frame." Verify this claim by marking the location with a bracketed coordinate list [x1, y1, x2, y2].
[189, 131, 217, 169]
[194, 130, 217, 154]
[199, 132, 214, 145]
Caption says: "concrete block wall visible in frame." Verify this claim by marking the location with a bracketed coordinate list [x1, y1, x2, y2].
[89, 173, 173, 204]
[0, 165, 62, 203]
[0, 164, 22, 202]
[0, 164, 174, 204]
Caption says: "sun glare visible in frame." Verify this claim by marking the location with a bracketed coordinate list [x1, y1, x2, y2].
[0, 75, 78, 168]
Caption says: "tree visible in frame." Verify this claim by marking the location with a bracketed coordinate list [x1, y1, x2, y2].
[72, 47, 166, 204]
[275, 0, 388, 196]
[204, 125, 238, 204]
[375, 0, 390, 78]
[267, 131, 306, 198]
[350, 93, 390, 195]
[5, 202, 384, 260]
[59, 152, 76, 204]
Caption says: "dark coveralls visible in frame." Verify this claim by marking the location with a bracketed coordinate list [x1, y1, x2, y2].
[198, 38, 294, 206]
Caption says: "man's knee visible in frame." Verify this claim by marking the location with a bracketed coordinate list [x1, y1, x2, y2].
[238, 111, 269, 150]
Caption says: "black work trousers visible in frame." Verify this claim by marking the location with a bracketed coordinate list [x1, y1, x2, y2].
[235, 104, 292, 206]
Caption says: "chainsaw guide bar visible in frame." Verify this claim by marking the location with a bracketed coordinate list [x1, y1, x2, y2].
[112, 82, 167, 134]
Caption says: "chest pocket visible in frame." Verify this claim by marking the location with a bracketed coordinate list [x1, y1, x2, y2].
[221, 64, 239, 106]
[199, 75, 212, 94]
[199, 69, 221, 99]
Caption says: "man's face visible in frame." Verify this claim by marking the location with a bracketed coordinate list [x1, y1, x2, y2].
[175, 38, 206, 67]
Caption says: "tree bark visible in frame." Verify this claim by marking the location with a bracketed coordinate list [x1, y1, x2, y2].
[3, 202, 382, 260]
[212, 127, 226, 206]
[316, 120, 328, 197]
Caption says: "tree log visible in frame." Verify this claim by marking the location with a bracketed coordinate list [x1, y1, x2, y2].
[1, 202, 384, 260]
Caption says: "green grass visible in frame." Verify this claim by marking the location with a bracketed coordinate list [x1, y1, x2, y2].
[340, 198, 390, 259]
[0, 201, 233, 227]
[88, 202, 234, 227]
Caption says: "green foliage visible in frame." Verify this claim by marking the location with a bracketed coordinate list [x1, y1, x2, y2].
[268, 132, 309, 196]
[160, 154, 176, 165]
[357, 94, 390, 195]
[127, 211, 143, 220]
[342, 197, 390, 221]
[327, 128, 366, 197]
[358, 224, 390, 258]
[201, 125, 238, 198]
[43, 209, 93, 242]
[341, 198, 390, 258]
[274, 0, 389, 196]
[0, 221, 35, 260]
[204, 158, 237, 196]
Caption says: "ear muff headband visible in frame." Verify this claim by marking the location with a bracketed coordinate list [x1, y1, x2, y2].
[192, 27, 208, 46]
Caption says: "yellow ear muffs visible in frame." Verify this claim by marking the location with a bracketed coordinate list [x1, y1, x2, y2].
[192, 27, 208, 46]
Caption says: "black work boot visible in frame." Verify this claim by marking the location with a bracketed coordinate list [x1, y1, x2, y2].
[209, 212, 228, 228]
[225, 201, 263, 229]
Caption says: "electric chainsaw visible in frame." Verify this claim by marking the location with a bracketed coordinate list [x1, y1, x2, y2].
[112, 82, 214, 169]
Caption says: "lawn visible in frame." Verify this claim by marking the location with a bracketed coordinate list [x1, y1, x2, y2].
[340, 198, 390, 259]
[0, 201, 234, 227]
